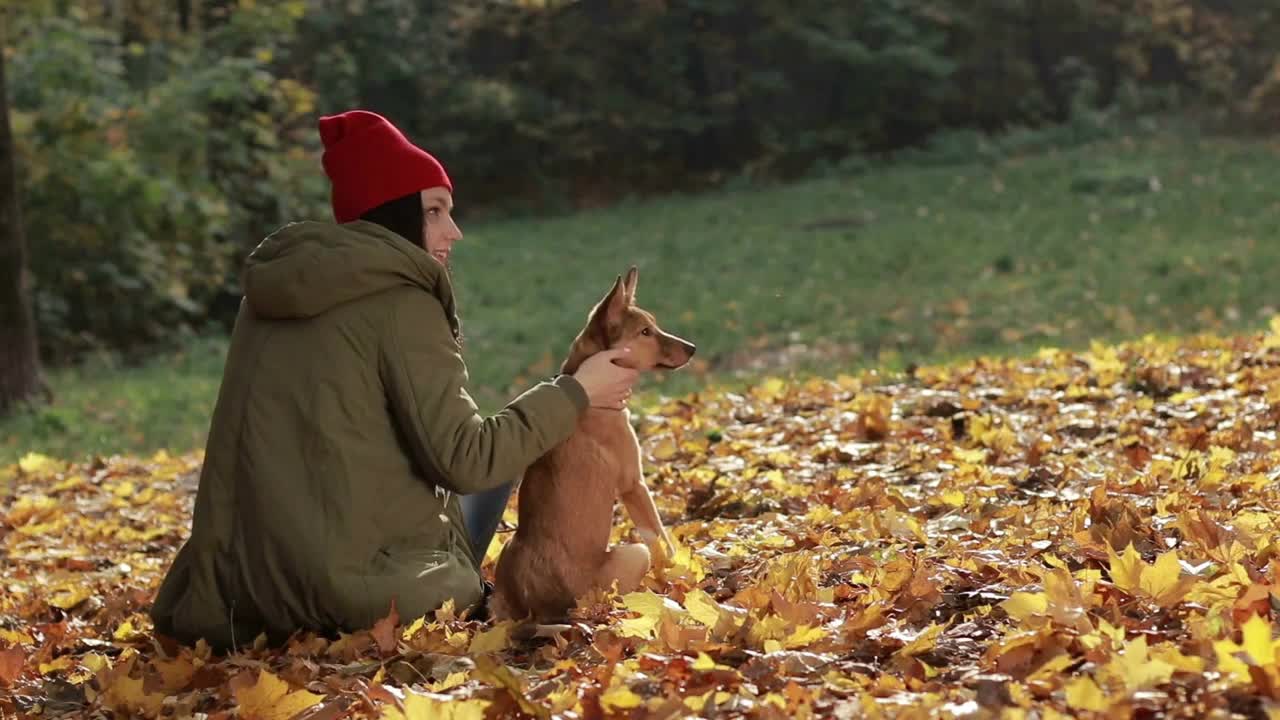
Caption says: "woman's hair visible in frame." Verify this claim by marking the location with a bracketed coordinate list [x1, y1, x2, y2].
[358, 189, 464, 346]
[359, 192, 423, 248]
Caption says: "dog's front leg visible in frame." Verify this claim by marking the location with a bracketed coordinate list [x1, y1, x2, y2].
[620, 477, 674, 565]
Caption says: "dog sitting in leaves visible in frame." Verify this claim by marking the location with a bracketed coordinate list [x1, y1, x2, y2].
[491, 266, 695, 624]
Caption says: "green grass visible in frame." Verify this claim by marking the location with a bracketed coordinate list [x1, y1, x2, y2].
[1, 337, 226, 466]
[4, 128, 1280, 466]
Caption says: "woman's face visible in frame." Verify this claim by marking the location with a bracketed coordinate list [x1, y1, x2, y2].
[420, 187, 462, 267]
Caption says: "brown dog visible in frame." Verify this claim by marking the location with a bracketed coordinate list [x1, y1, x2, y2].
[490, 266, 695, 623]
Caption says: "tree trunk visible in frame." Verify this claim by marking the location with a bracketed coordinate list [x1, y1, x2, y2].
[0, 24, 44, 418]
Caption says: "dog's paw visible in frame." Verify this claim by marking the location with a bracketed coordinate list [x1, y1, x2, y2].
[636, 530, 669, 564]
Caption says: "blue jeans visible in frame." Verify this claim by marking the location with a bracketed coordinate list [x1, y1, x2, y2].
[458, 478, 518, 562]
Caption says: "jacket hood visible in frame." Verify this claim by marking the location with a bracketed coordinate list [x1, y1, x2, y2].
[242, 220, 458, 331]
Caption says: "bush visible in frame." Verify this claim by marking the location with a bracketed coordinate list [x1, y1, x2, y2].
[10, 6, 326, 362]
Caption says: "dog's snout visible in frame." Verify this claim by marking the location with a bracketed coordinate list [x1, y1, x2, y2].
[683, 341, 696, 357]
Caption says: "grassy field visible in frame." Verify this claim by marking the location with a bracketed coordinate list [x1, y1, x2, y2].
[3, 128, 1279, 465]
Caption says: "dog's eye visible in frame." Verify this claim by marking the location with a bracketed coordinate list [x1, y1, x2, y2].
[641, 328, 652, 336]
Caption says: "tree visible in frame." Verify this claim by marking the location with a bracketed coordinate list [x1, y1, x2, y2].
[0, 17, 44, 418]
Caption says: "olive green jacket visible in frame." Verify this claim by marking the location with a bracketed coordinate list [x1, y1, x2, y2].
[149, 220, 587, 651]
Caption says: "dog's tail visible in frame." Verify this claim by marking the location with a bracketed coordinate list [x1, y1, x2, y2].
[510, 621, 574, 642]
[489, 591, 573, 640]
[487, 587, 516, 623]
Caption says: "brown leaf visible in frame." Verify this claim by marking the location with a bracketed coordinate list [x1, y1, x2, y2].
[0, 646, 25, 686]
[370, 598, 400, 656]
[473, 654, 551, 720]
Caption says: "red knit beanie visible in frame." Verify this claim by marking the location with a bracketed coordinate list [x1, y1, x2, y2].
[317, 110, 453, 223]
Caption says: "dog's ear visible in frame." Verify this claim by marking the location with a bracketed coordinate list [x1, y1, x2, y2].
[588, 274, 627, 344]
[603, 274, 627, 325]
[623, 265, 638, 304]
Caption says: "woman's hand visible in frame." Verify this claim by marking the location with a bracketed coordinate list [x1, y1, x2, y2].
[573, 348, 639, 410]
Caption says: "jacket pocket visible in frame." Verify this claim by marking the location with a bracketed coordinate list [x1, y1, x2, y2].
[356, 525, 484, 627]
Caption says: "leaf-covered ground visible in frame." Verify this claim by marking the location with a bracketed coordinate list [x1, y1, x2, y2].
[3, 321, 1280, 719]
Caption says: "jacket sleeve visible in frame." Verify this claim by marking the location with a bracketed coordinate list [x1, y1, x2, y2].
[380, 289, 588, 494]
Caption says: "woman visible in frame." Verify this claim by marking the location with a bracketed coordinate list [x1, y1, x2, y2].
[149, 110, 636, 651]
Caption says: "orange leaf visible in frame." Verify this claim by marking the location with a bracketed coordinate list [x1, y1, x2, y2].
[0, 646, 25, 686]
[371, 597, 400, 655]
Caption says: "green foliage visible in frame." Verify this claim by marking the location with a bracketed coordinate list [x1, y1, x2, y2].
[8, 3, 326, 361]
[313, 0, 1278, 209]
[11, 16, 229, 360]
[3, 0, 1278, 363]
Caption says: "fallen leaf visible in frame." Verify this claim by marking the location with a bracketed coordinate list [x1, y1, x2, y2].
[381, 690, 489, 720]
[99, 660, 165, 717]
[468, 621, 511, 655]
[371, 598, 401, 655]
[600, 683, 645, 711]
[1064, 675, 1108, 712]
[233, 670, 324, 720]
[0, 646, 25, 685]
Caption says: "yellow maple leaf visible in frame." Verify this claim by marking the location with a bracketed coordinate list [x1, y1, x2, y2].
[1140, 550, 1183, 599]
[1108, 543, 1145, 594]
[98, 658, 164, 717]
[691, 652, 733, 671]
[683, 689, 733, 712]
[400, 616, 426, 641]
[1027, 654, 1075, 684]
[1189, 572, 1248, 606]
[783, 625, 827, 649]
[67, 652, 111, 685]
[748, 613, 791, 649]
[39, 655, 74, 674]
[233, 670, 323, 720]
[382, 690, 490, 720]
[472, 654, 549, 719]
[47, 583, 93, 610]
[1200, 446, 1237, 488]
[1265, 315, 1280, 348]
[468, 621, 511, 655]
[896, 622, 946, 657]
[1001, 592, 1048, 625]
[600, 683, 644, 711]
[82, 653, 111, 674]
[1214, 614, 1280, 682]
[882, 508, 927, 543]
[622, 589, 669, 616]
[1108, 635, 1175, 690]
[1107, 545, 1190, 606]
[682, 588, 723, 628]
[543, 683, 580, 714]
[429, 671, 469, 692]
[757, 377, 787, 397]
[617, 615, 659, 639]
[0, 628, 33, 644]
[953, 447, 988, 464]
[1064, 675, 1108, 711]
[112, 618, 146, 642]
[650, 438, 678, 460]
[5, 494, 58, 525]
[18, 452, 62, 475]
[619, 590, 684, 639]
[1150, 642, 1205, 674]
